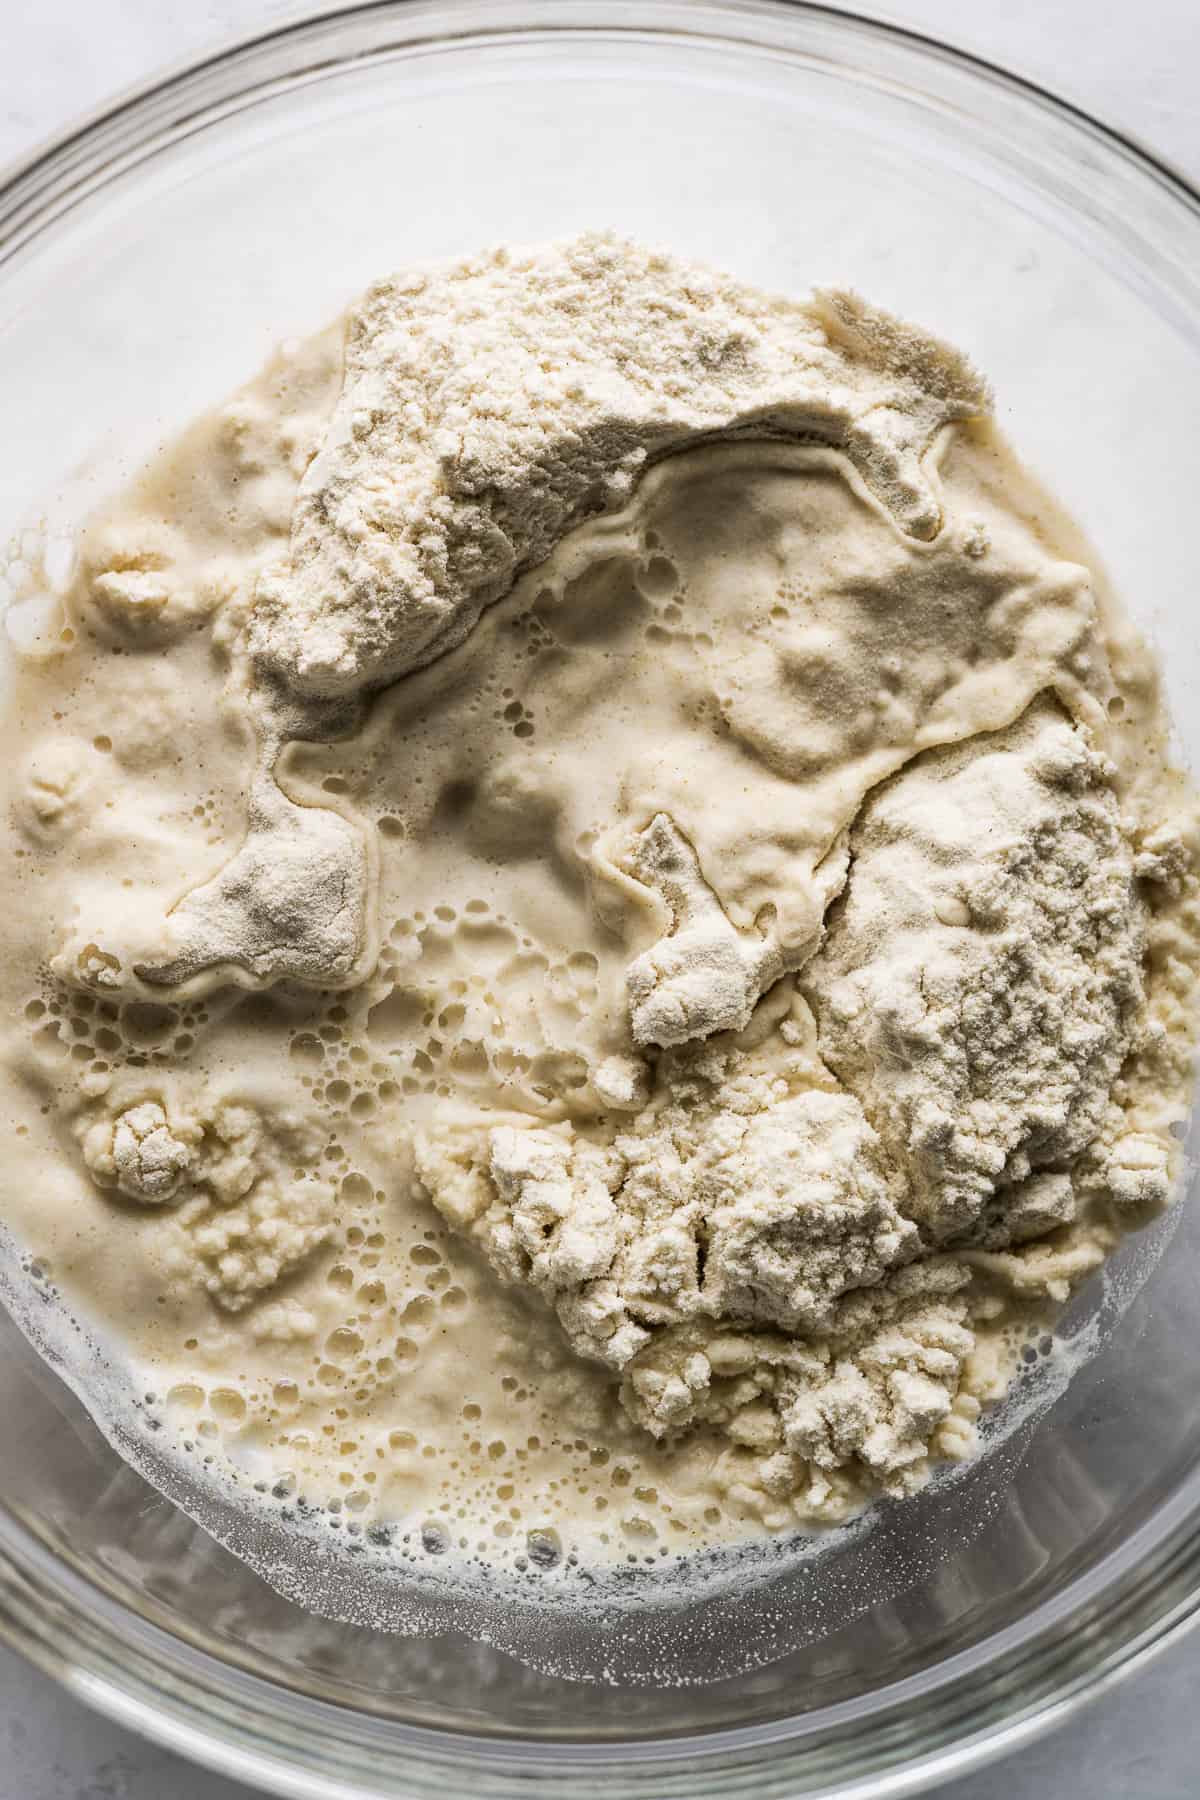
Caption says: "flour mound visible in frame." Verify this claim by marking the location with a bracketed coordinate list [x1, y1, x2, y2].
[416, 705, 1157, 1517]
[417, 1081, 920, 1373]
[803, 700, 1146, 1238]
[247, 234, 988, 698]
[138, 774, 370, 993]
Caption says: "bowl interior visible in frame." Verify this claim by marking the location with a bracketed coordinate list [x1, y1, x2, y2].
[2, 0, 1200, 1782]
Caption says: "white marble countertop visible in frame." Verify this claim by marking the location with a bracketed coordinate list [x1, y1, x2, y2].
[2, 1, 1200, 1794]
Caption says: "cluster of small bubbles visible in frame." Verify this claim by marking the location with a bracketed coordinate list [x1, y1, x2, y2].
[23, 980, 207, 1079]
[771, 575, 809, 620]
[283, 989, 409, 1119]
[623, 547, 708, 655]
[493, 693, 536, 739]
[241, 1237, 695, 1555]
[1017, 1324, 1057, 1367]
[164, 1378, 251, 1440]
[218, 1185, 479, 1506]
[75, 852, 719, 1568]
[188, 792, 223, 842]
[509, 600, 556, 659]
[278, 898, 603, 1118]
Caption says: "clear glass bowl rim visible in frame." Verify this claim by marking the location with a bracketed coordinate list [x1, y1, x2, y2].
[2, 3, 1200, 1797]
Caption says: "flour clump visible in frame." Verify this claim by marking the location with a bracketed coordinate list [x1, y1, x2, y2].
[802, 700, 1147, 1238]
[247, 234, 988, 698]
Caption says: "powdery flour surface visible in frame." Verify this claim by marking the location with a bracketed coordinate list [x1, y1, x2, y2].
[1, 235, 1198, 1574]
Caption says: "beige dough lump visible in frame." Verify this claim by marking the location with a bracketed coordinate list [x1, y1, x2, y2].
[76, 1077, 338, 1311]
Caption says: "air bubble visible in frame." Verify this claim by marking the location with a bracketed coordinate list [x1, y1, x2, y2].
[637, 555, 678, 600]
[121, 1002, 176, 1046]
[210, 1389, 246, 1424]
[449, 1040, 488, 1078]
[166, 1384, 204, 1412]
[526, 1527, 562, 1569]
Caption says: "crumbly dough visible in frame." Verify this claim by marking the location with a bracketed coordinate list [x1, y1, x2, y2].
[77, 1075, 338, 1308]
[414, 697, 1165, 1502]
[0, 236, 1197, 1563]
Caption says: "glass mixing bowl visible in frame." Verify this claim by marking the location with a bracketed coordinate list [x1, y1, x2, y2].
[2, 2, 1200, 1794]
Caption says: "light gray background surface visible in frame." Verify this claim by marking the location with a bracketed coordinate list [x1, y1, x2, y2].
[1, 2, 1199, 1795]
